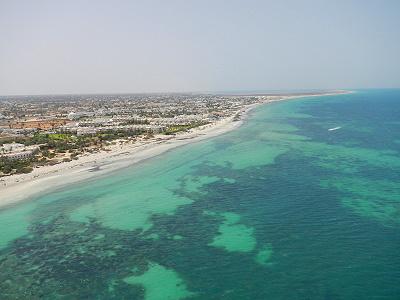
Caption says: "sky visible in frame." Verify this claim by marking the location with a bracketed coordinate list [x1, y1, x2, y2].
[0, 0, 399, 95]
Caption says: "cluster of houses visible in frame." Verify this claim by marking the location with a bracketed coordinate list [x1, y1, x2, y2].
[0, 143, 39, 160]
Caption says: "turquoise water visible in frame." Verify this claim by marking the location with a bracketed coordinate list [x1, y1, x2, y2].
[0, 89, 399, 299]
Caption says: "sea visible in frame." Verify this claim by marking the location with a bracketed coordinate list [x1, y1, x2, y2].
[0, 89, 399, 299]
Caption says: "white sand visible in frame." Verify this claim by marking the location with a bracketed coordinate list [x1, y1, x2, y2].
[0, 91, 350, 208]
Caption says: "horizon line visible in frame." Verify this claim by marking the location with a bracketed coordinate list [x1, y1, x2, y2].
[1, 87, 398, 98]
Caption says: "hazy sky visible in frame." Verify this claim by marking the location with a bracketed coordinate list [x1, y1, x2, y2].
[1, 0, 399, 95]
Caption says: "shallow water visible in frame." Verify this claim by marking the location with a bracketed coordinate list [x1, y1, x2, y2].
[0, 89, 399, 299]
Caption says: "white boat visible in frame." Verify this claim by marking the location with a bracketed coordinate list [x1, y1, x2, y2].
[328, 126, 341, 131]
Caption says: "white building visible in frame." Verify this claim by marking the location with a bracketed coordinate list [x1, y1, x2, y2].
[1, 143, 25, 153]
[77, 127, 98, 136]
[0, 144, 39, 160]
[3, 150, 34, 160]
[68, 111, 95, 120]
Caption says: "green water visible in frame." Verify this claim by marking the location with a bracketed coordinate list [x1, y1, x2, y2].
[0, 89, 399, 299]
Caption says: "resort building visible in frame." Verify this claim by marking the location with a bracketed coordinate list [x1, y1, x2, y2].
[1, 143, 25, 153]
[2, 150, 34, 160]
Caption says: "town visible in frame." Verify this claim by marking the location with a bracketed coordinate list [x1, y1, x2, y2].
[0, 93, 273, 176]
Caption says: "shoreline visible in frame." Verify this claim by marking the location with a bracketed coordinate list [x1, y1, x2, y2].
[0, 91, 350, 209]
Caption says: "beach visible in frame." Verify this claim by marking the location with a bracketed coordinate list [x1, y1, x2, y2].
[0, 92, 348, 209]
[0, 102, 259, 208]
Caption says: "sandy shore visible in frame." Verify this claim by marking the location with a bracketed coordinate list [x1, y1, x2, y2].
[0, 103, 261, 208]
[0, 91, 350, 208]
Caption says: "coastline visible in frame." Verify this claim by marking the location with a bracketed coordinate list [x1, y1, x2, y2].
[0, 91, 350, 209]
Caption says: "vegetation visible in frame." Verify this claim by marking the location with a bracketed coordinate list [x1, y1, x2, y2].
[164, 122, 209, 135]
[0, 157, 35, 175]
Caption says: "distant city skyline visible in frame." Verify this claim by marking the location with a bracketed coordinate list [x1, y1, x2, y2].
[1, 0, 400, 95]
